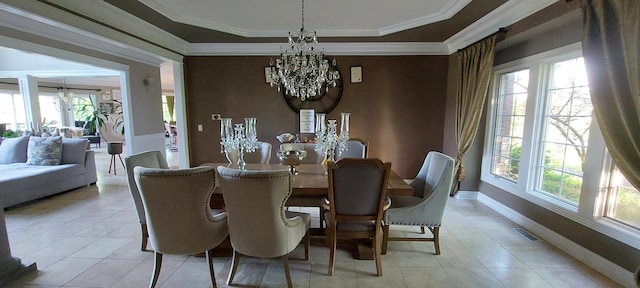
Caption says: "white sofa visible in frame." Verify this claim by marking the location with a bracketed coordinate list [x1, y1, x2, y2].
[0, 136, 97, 209]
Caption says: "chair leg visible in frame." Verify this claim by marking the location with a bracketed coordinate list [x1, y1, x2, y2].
[304, 230, 310, 261]
[432, 227, 441, 255]
[319, 206, 325, 229]
[282, 255, 293, 288]
[141, 223, 149, 251]
[382, 224, 389, 255]
[374, 230, 383, 276]
[328, 228, 336, 276]
[227, 249, 240, 285]
[149, 252, 162, 288]
[205, 248, 218, 288]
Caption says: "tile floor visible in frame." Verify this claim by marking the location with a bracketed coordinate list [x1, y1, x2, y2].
[3, 144, 623, 287]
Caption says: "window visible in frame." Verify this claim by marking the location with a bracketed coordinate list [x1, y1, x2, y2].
[483, 43, 640, 243]
[535, 58, 592, 205]
[39, 94, 62, 128]
[0, 90, 27, 132]
[604, 164, 640, 228]
[73, 95, 95, 123]
[490, 69, 529, 182]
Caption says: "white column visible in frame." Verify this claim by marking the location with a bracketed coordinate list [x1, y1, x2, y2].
[18, 75, 41, 133]
[0, 203, 36, 285]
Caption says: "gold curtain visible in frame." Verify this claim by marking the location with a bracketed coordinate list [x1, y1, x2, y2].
[582, 0, 640, 190]
[166, 95, 175, 122]
[452, 35, 496, 196]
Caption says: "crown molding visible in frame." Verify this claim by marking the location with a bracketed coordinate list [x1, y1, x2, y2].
[140, 0, 471, 38]
[187, 42, 450, 56]
[0, 0, 559, 57]
[51, 0, 189, 56]
[379, 0, 471, 36]
[138, 0, 253, 37]
[0, 1, 179, 65]
[444, 0, 557, 53]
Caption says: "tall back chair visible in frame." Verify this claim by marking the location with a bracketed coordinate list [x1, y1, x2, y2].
[279, 143, 324, 164]
[124, 150, 169, 251]
[382, 151, 455, 255]
[302, 143, 324, 164]
[324, 158, 391, 276]
[335, 138, 368, 160]
[226, 141, 272, 164]
[280, 142, 325, 227]
[216, 166, 310, 288]
[134, 166, 228, 288]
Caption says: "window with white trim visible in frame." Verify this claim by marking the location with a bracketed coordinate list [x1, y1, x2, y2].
[490, 69, 529, 182]
[534, 57, 592, 205]
[482, 44, 640, 242]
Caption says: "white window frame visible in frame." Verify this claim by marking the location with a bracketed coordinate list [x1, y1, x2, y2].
[481, 43, 640, 249]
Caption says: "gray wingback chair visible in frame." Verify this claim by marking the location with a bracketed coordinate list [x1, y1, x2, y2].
[280, 143, 324, 164]
[382, 151, 455, 255]
[226, 141, 272, 164]
[134, 166, 228, 288]
[124, 150, 170, 251]
[335, 138, 368, 160]
[216, 166, 310, 288]
[323, 158, 391, 276]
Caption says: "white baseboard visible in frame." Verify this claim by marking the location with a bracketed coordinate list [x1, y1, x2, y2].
[477, 193, 635, 288]
[453, 190, 478, 199]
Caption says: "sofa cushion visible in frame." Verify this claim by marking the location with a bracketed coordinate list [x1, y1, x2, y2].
[26, 136, 63, 166]
[0, 136, 29, 164]
[62, 138, 88, 165]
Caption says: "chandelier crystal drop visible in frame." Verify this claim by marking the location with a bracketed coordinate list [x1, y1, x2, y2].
[268, 0, 339, 101]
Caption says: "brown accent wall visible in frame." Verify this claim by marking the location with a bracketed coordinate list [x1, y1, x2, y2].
[184, 55, 449, 178]
[467, 0, 640, 272]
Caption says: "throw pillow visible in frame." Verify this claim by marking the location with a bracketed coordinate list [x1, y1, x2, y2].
[0, 136, 29, 164]
[26, 136, 63, 166]
[61, 137, 88, 165]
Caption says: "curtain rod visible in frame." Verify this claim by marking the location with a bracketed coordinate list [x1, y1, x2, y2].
[458, 27, 507, 52]
[0, 81, 102, 92]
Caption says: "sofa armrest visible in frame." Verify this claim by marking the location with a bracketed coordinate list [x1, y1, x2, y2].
[84, 150, 97, 185]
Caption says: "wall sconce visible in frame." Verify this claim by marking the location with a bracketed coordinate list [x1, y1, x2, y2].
[143, 76, 154, 86]
[143, 76, 154, 92]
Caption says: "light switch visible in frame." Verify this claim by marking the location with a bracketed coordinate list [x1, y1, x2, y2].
[197, 124, 203, 131]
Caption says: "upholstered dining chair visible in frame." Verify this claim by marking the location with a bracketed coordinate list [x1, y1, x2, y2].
[216, 166, 310, 288]
[279, 143, 324, 164]
[134, 166, 228, 288]
[124, 150, 169, 251]
[382, 151, 455, 255]
[335, 138, 368, 161]
[226, 141, 272, 164]
[322, 158, 391, 276]
[280, 143, 326, 227]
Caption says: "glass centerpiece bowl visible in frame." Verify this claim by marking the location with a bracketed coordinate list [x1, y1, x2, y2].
[277, 149, 307, 175]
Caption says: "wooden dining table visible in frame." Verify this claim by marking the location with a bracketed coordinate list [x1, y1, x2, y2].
[202, 162, 414, 197]
[201, 162, 414, 260]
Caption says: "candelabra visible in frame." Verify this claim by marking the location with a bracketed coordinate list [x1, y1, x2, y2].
[220, 117, 258, 170]
[314, 112, 350, 163]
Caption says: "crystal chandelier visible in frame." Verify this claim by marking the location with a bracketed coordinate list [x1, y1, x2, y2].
[267, 0, 340, 100]
[56, 78, 74, 112]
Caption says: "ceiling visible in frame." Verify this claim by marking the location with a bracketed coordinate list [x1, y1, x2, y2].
[103, 0, 508, 43]
[1, 0, 560, 91]
[138, 0, 469, 38]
